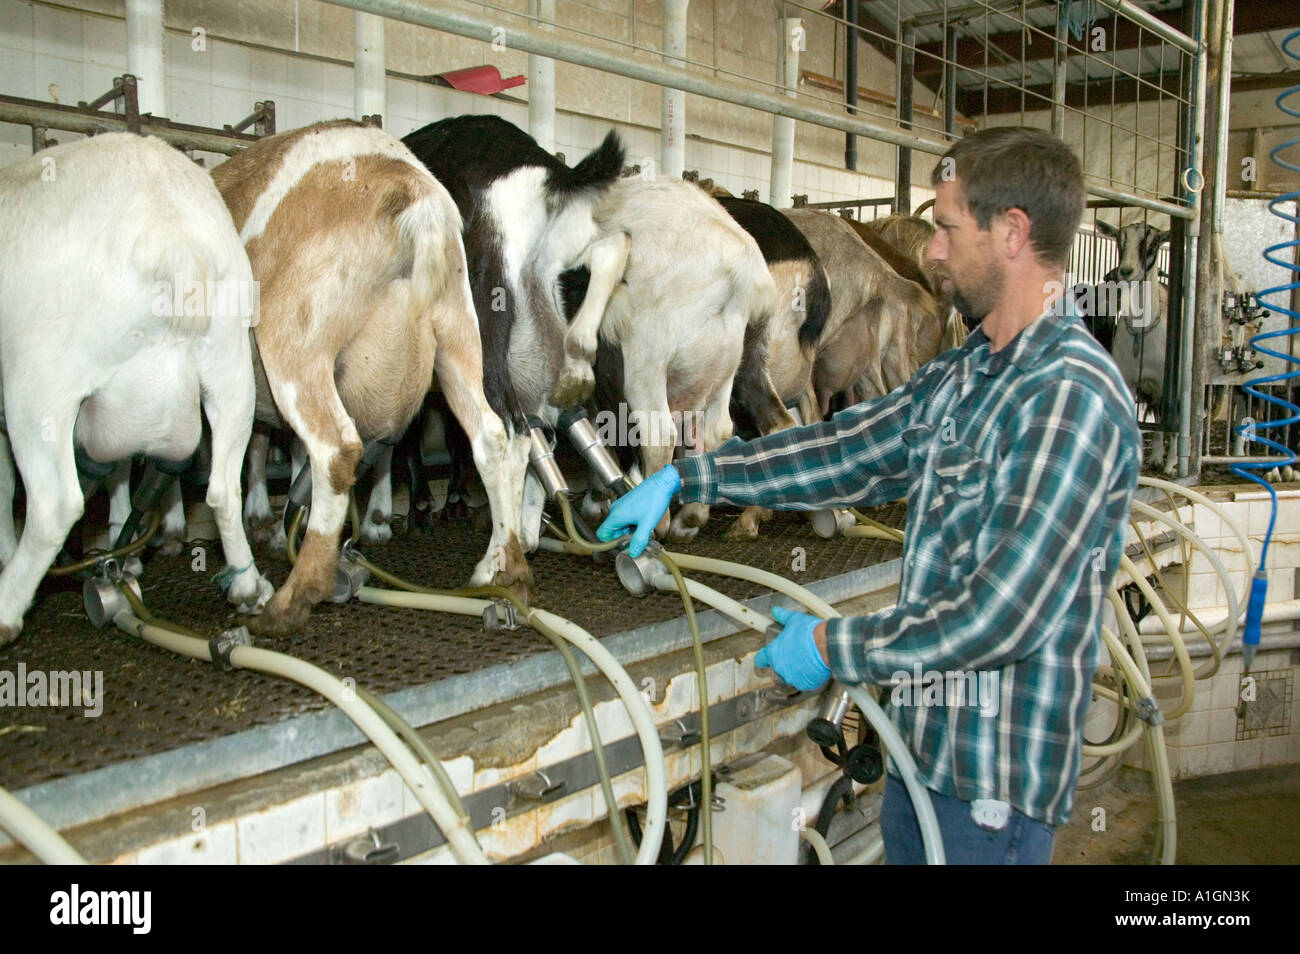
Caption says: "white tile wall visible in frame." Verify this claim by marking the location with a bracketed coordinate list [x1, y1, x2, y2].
[136, 822, 238, 865]
[235, 793, 326, 865]
[1, 5, 920, 208]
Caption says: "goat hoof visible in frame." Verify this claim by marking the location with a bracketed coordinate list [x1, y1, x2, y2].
[440, 496, 470, 523]
[360, 517, 393, 545]
[244, 590, 313, 636]
[157, 538, 184, 557]
[233, 576, 275, 615]
[246, 512, 275, 533]
[666, 525, 701, 545]
[725, 518, 759, 540]
[406, 503, 434, 534]
[551, 366, 595, 408]
[492, 572, 535, 609]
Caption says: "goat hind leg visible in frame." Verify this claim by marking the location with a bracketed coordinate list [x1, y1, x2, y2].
[0, 431, 16, 566]
[553, 231, 630, 407]
[359, 444, 394, 544]
[0, 406, 84, 644]
[249, 370, 357, 633]
[432, 324, 533, 601]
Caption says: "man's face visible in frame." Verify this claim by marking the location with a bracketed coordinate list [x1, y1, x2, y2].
[926, 178, 1004, 322]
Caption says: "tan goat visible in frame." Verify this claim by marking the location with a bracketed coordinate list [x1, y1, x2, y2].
[212, 120, 529, 634]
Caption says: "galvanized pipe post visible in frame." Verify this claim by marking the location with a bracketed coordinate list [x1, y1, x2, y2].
[661, 0, 689, 179]
[943, 23, 956, 138]
[354, 11, 386, 124]
[125, 0, 166, 117]
[1189, 0, 1227, 477]
[1051, 3, 1068, 139]
[895, 21, 915, 216]
[769, 17, 802, 208]
[529, 0, 556, 154]
[844, 0, 858, 170]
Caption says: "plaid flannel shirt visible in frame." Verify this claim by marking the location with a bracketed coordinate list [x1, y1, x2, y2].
[675, 306, 1141, 825]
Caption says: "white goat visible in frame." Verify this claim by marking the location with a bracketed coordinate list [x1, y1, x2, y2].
[0, 133, 272, 645]
[564, 176, 787, 541]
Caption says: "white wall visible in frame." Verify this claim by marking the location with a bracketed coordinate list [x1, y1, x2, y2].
[0, 0, 943, 212]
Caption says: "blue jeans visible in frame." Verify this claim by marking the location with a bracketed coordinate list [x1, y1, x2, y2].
[881, 776, 1056, 865]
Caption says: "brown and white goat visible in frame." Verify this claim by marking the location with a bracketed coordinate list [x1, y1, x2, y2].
[211, 120, 528, 634]
[784, 210, 944, 410]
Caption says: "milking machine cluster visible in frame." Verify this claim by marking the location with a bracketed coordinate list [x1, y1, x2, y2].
[1218, 291, 1269, 375]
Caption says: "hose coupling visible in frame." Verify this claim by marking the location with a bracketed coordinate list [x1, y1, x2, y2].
[1136, 696, 1165, 726]
[209, 626, 253, 672]
[810, 509, 855, 539]
[614, 543, 667, 597]
[483, 599, 522, 632]
[333, 541, 370, 603]
[82, 564, 141, 629]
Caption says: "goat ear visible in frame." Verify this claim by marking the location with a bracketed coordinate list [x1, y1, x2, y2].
[1155, 229, 1171, 247]
[1095, 220, 1118, 239]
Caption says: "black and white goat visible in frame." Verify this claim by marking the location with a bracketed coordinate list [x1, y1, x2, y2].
[1077, 221, 1174, 473]
[402, 116, 629, 551]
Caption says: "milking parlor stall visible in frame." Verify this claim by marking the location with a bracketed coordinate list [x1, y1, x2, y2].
[0, 0, 1297, 876]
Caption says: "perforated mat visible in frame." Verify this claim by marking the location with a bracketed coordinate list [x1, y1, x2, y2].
[0, 503, 905, 791]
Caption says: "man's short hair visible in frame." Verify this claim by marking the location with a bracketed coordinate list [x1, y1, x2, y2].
[930, 127, 1085, 267]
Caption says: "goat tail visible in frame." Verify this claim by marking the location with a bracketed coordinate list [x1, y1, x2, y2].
[798, 262, 832, 355]
[733, 267, 796, 434]
[132, 230, 225, 337]
[562, 129, 626, 195]
[395, 187, 454, 321]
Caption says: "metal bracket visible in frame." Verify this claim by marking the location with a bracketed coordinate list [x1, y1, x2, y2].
[758, 684, 803, 713]
[32, 125, 56, 152]
[508, 770, 566, 804]
[482, 600, 521, 632]
[658, 719, 700, 749]
[337, 829, 399, 865]
[224, 100, 276, 137]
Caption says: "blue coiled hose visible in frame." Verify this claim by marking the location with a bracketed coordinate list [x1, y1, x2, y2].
[1231, 28, 1300, 669]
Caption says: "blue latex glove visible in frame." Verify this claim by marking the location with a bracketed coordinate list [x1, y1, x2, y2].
[755, 606, 831, 691]
[596, 465, 681, 557]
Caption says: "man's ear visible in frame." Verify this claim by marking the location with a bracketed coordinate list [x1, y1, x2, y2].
[1001, 207, 1032, 256]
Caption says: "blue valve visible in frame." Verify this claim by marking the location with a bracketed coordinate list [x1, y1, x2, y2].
[1242, 571, 1268, 670]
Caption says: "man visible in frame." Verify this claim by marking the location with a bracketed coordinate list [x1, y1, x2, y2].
[597, 126, 1141, 864]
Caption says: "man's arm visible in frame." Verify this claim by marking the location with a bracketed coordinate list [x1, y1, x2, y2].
[820, 380, 1139, 682]
[675, 377, 920, 511]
